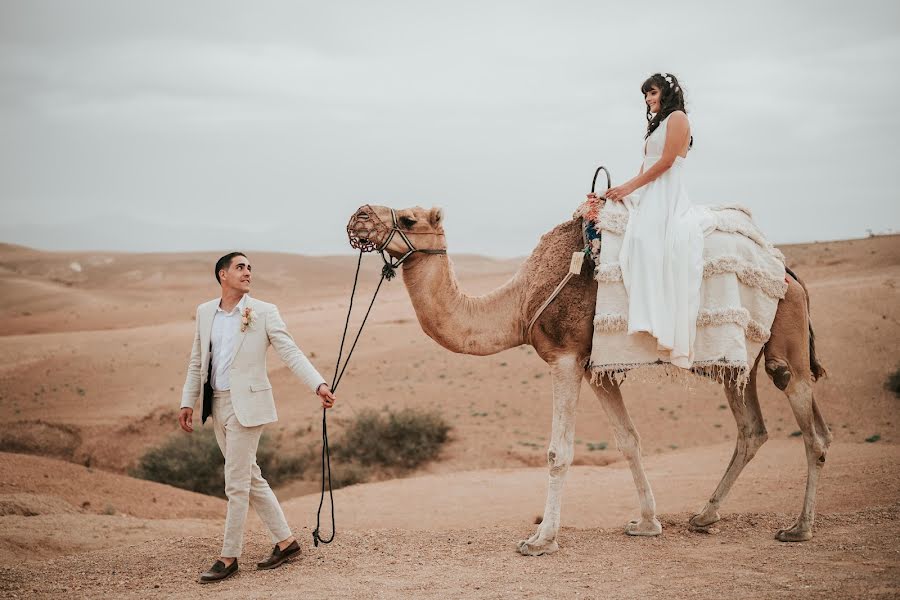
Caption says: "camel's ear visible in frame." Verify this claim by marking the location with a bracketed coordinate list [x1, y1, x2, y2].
[429, 206, 444, 228]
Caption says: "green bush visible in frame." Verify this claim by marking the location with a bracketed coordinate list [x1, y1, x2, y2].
[887, 367, 900, 398]
[131, 429, 312, 497]
[333, 408, 450, 469]
[132, 407, 450, 497]
[130, 428, 225, 497]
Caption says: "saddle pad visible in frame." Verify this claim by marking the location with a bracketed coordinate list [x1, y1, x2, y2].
[574, 197, 787, 386]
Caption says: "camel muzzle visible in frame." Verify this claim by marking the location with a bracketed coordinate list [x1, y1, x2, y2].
[346, 205, 389, 253]
[347, 205, 447, 280]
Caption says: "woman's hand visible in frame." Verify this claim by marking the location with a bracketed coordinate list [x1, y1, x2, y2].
[604, 183, 634, 202]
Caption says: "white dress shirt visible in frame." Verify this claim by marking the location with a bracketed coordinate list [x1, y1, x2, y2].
[210, 294, 248, 391]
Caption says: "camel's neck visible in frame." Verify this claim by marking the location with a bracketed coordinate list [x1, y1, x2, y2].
[401, 254, 526, 355]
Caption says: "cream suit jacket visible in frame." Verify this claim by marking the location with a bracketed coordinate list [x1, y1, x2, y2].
[180, 296, 326, 427]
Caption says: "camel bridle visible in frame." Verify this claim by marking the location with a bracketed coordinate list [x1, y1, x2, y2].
[347, 205, 447, 279]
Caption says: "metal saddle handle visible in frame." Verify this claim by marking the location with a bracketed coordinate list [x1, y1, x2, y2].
[591, 165, 612, 194]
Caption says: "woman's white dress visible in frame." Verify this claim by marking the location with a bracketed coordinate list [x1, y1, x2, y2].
[619, 113, 706, 369]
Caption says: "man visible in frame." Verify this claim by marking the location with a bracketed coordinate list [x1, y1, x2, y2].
[179, 251, 336, 584]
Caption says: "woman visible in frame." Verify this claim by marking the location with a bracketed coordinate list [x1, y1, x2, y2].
[603, 72, 707, 369]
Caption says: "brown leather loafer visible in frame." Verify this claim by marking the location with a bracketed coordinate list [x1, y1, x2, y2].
[198, 559, 238, 583]
[257, 540, 301, 570]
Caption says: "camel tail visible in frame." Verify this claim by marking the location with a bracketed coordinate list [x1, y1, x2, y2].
[785, 266, 827, 381]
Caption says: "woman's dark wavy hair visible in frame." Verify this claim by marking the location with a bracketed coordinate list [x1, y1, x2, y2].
[641, 72, 692, 148]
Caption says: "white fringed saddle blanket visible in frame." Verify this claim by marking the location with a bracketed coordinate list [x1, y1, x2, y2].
[575, 197, 787, 386]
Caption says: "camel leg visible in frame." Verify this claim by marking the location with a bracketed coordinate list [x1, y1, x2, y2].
[764, 275, 829, 541]
[587, 374, 661, 536]
[517, 354, 583, 556]
[776, 378, 828, 541]
[690, 363, 768, 528]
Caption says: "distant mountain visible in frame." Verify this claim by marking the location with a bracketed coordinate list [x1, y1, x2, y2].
[0, 216, 352, 255]
[0, 214, 537, 257]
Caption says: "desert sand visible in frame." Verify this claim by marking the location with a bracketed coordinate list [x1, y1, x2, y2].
[0, 232, 898, 598]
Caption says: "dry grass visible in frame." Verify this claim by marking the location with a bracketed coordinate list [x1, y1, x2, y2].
[129, 407, 450, 496]
[332, 408, 450, 470]
[129, 429, 312, 497]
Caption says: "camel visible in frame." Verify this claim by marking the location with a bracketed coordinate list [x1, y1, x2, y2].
[346, 204, 831, 556]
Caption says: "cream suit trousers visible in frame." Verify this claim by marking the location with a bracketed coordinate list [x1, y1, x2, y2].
[212, 390, 291, 557]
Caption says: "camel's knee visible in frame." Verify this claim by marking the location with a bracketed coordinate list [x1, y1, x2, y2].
[811, 437, 828, 465]
[547, 447, 573, 476]
[738, 430, 768, 460]
[613, 427, 641, 458]
[765, 358, 791, 391]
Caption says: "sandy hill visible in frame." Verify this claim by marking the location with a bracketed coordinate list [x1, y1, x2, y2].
[1, 234, 897, 474]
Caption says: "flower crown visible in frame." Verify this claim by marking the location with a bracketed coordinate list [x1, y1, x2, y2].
[661, 72, 680, 93]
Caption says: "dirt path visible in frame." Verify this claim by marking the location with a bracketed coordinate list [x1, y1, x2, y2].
[282, 441, 900, 531]
[1, 507, 898, 599]
[1, 442, 898, 598]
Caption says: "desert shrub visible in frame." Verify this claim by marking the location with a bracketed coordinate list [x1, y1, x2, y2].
[131, 428, 225, 496]
[327, 462, 370, 489]
[131, 429, 314, 497]
[261, 441, 315, 487]
[887, 367, 900, 398]
[333, 408, 450, 469]
[132, 408, 450, 497]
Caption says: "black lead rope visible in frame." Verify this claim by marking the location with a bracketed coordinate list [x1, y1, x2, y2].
[313, 250, 390, 546]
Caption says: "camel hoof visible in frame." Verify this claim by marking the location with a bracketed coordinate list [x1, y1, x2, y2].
[516, 539, 559, 556]
[689, 509, 721, 529]
[775, 524, 812, 542]
[624, 518, 662, 536]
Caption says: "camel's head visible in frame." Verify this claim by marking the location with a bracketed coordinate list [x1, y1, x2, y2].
[347, 205, 446, 259]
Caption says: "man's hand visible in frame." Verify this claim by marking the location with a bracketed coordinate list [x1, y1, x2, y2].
[316, 384, 336, 409]
[179, 407, 194, 433]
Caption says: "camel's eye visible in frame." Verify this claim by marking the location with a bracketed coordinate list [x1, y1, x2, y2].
[399, 216, 417, 229]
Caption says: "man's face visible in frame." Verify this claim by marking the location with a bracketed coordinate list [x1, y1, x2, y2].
[220, 255, 251, 294]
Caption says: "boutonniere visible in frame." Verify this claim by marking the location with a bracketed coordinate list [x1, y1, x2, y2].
[240, 307, 257, 333]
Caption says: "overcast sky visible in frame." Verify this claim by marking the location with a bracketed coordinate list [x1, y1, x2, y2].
[1, 0, 898, 256]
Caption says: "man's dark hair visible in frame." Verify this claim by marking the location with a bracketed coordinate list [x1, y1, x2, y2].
[215, 252, 247, 284]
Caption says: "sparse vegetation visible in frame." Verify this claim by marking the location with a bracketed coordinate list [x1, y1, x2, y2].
[333, 408, 450, 470]
[865, 434, 881, 443]
[886, 367, 900, 398]
[329, 462, 369, 488]
[587, 441, 608, 451]
[131, 429, 224, 496]
[130, 429, 312, 498]
[125, 407, 452, 497]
